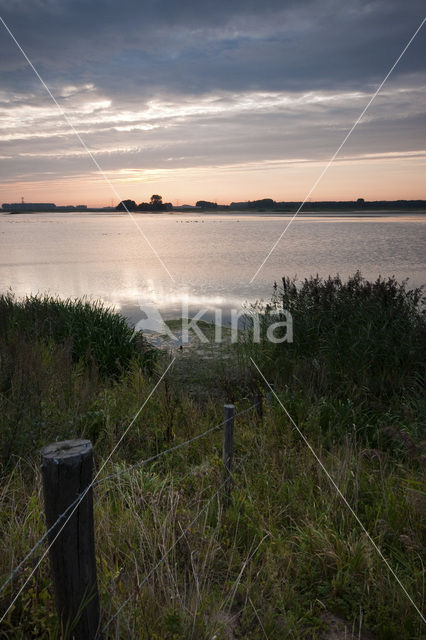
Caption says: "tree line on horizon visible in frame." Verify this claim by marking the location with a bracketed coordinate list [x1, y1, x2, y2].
[116, 194, 172, 212]
[117, 195, 426, 212]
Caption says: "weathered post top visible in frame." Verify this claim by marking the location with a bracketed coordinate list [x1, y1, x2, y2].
[41, 438, 93, 462]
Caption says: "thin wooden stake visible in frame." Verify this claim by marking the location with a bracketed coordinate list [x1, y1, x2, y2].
[255, 389, 264, 421]
[223, 404, 235, 499]
[41, 439, 101, 640]
[266, 383, 275, 407]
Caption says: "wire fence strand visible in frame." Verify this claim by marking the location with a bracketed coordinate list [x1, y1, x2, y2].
[97, 401, 260, 486]
[101, 452, 250, 634]
[0, 359, 175, 623]
[0, 400, 260, 605]
[0, 491, 82, 597]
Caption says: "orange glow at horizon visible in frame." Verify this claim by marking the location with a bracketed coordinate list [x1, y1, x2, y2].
[1, 154, 426, 207]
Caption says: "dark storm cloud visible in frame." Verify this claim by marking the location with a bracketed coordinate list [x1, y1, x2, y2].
[0, 0, 425, 99]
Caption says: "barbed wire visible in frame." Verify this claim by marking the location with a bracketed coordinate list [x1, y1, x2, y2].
[0, 358, 175, 624]
[96, 400, 260, 486]
[0, 400, 260, 607]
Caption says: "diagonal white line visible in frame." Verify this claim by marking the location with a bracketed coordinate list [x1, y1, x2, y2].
[0, 357, 175, 624]
[0, 401, 261, 598]
[250, 357, 426, 625]
[249, 16, 426, 284]
[101, 453, 250, 633]
[0, 16, 175, 283]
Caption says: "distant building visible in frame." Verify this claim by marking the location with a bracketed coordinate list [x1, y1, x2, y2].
[2, 202, 56, 211]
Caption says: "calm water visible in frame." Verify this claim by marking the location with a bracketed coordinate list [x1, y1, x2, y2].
[0, 211, 425, 324]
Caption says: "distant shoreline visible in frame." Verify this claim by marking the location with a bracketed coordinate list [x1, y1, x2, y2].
[3, 208, 426, 216]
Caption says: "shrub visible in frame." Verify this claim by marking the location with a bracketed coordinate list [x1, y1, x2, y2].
[247, 272, 425, 400]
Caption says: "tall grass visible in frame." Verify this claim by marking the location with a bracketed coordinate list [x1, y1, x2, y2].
[242, 271, 425, 396]
[236, 272, 426, 449]
[1, 403, 424, 639]
[0, 294, 157, 465]
[0, 293, 156, 378]
[0, 282, 425, 638]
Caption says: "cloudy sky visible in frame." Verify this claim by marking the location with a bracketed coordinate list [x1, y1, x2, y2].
[0, 0, 425, 206]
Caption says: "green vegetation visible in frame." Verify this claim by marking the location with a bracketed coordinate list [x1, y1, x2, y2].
[252, 272, 425, 397]
[0, 293, 156, 464]
[0, 279, 425, 639]
[237, 272, 426, 450]
[0, 293, 156, 378]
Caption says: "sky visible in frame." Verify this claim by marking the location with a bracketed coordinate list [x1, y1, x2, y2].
[0, 0, 425, 207]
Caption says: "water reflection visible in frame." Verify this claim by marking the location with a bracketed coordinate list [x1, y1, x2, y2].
[0, 211, 425, 325]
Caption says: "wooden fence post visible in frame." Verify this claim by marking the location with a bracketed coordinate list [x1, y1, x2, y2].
[255, 389, 264, 421]
[41, 439, 101, 640]
[223, 404, 235, 499]
[266, 383, 275, 407]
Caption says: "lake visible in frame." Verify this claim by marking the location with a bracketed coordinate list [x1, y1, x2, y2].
[0, 211, 425, 325]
